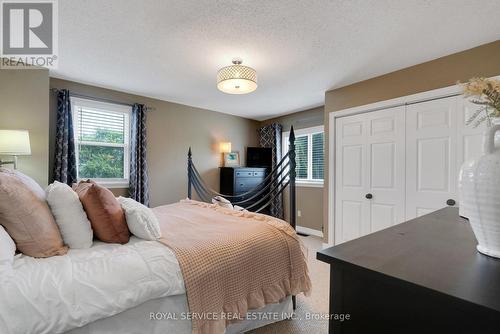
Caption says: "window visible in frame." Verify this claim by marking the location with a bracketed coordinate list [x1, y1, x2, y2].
[71, 97, 131, 188]
[282, 125, 324, 186]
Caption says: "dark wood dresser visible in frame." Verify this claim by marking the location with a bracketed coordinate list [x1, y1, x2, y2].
[317, 208, 500, 334]
[219, 167, 269, 212]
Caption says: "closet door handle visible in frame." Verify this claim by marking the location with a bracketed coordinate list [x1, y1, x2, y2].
[365, 193, 373, 199]
[446, 199, 456, 206]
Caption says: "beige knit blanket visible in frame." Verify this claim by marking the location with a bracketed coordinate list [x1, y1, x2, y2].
[154, 200, 311, 334]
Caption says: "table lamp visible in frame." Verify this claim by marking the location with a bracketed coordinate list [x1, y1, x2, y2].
[0, 130, 31, 169]
[220, 142, 231, 154]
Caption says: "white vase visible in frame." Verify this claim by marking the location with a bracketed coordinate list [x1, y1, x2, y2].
[459, 124, 500, 258]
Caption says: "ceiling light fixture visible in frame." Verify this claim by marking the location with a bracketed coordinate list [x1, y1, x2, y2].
[217, 58, 257, 94]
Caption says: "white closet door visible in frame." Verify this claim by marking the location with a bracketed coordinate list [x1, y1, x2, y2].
[335, 106, 405, 244]
[405, 96, 458, 219]
[367, 107, 406, 233]
[335, 114, 368, 243]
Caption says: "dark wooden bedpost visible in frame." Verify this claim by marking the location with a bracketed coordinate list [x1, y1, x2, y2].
[289, 127, 298, 311]
[188, 147, 192, 199]
[289, 126, 296, 230]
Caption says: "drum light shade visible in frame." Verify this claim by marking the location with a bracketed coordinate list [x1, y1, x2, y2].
[220, 142, 231, 153]
[0, 130, 31, 155]
[217, 59, 257, 94]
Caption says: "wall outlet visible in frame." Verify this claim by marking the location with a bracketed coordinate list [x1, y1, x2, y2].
[297, 210, 302, 217]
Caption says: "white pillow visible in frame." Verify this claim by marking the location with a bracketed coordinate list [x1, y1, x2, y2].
[118, 197, 161, 240]
[212, 196, 233, 209]
[0, 225, 16, 270]
[46, 181, 93, 249]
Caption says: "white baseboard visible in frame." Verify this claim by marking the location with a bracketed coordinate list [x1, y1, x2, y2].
[322, 242, 334, 249]
[296, 226, 323, 238]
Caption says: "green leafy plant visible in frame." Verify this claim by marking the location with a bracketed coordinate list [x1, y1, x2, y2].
[78, 128, 124, 179]
[460, 78, 500, 128]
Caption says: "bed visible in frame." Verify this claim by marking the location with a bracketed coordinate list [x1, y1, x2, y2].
[0, 234, 296, 334]
[0, 129, 309, 334]
[0, 201, 309, 334]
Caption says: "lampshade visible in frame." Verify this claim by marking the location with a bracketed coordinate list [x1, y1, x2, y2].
[220, 142, 232, 153]
[0, 130, 31, 155]
[217, 59, 257, 94]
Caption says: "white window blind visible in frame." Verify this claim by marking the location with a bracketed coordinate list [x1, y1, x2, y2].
[282, 125, 324, 185]
[71, 98, 131, 187]
[295, 135, 308, 179]
[312, 132, 324, 180]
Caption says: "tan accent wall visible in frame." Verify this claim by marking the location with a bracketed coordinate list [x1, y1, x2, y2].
[261, 106, 324, 232]
[323, 40, 500, 243]
[261, 106, 324, 132]
[50, 78, 260, 207]
[0, 68, 50, 186]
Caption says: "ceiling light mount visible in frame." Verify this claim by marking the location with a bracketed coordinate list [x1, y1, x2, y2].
[231, 58, 242, 65]
[217, 58, 257, 95]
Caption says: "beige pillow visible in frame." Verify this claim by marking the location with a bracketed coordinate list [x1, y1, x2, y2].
[0, 167, 46, 200]
[0, 172, 68, 258]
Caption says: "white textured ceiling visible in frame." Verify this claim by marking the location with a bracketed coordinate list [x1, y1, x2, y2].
[53, 0, 500, 120]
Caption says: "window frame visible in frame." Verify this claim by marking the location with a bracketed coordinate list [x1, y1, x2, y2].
[71, 97, 132, 188]
[282, 125, 324, 187]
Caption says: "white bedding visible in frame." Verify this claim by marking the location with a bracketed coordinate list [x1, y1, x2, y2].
[66, 294, 292, 334]
[0, 238, 185, 334]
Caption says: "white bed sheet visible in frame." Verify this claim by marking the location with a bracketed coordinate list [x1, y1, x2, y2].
[0, 238, 185, 334]
[0, 237, 292, 334]
[65, 294, 293, 334]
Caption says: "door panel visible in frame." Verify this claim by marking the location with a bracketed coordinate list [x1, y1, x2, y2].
[417, 137, 450, 191]
[335, 106, 405, 244]
[371, 117, 394, 135]
[417, 108, 450, 129]
[342, 145, 363, 187]
[341, 200, 363, 242]
[371, 203, 395, 232]
[366, 107, 405, 233]
[371, 142, 395, 189]
[336, 115, 368, 244]
[406, 97, 457, 219]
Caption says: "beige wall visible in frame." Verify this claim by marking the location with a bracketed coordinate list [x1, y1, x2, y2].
[262, 106, 325, 232]
[49, 78, 260, 206]
[323, 40, 500, 243]
[0, 68, 50, 186]
[261, 106, 324, 132]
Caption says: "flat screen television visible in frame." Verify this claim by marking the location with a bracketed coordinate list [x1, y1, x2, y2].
[247, 147, 272, 168]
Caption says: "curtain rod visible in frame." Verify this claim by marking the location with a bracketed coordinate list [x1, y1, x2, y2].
[49, 88, 155, 111]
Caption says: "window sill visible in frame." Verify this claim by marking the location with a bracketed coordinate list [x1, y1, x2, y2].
[79, 179, 129, 189]
[296, 181, 323, 188]
[100, 183, 129, 189]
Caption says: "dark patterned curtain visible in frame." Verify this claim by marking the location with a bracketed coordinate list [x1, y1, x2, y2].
[258, 123, 283, 219]
[129, 104, 150, 206]
[53, 90, 77, 185]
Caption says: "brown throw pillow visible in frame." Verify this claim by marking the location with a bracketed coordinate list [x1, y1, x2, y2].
[73, 180, 129, 244]
[0, 172, 68, 258]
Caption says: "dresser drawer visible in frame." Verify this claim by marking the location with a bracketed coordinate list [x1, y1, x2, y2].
[235, 170, 255, 178]
[235, 178, 262, 193]
[251, 171, 266, 178]
[235, 170, 267, 178]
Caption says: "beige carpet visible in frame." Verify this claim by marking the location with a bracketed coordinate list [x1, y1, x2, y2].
[248, 235, 330, 334]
